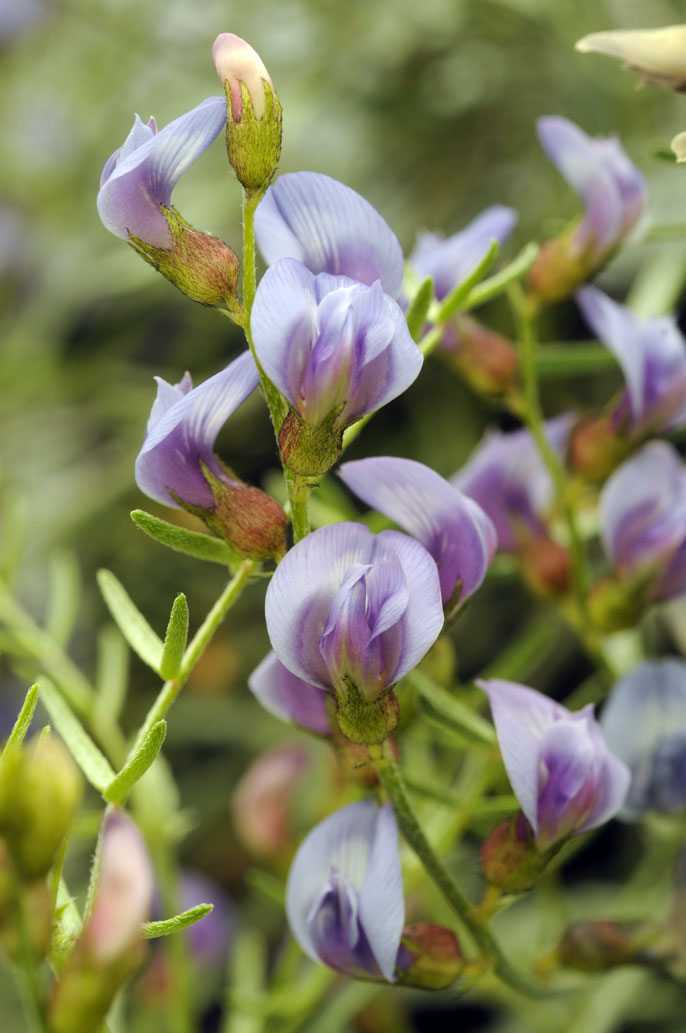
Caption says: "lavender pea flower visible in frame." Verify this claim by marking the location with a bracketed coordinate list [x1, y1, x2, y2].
[286, 800, 404, 981]
[529, 116, 646, 302]
[599, 441, 686, 605]
[601, 660, 686, 819]
[248, 652, 331, 736]
[135, 351, 287, 560]
[479, 679, 630, 851]
[338, 456, 496, 613]
[251, 260, 422, 475]
[254, 171, 405, 299]
[265, 522, 444, 742]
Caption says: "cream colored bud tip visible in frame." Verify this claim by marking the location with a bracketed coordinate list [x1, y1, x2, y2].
[575, 26, 686, 88]
[212, 34, 272, 114]
[671, 131, 686, 163]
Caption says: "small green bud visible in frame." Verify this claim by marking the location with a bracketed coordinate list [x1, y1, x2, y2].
[570, 413, 631, 481]
[278, 408, 343, 477]
[129, 207, 243, 315]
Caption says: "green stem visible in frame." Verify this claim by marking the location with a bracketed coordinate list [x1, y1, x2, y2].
[373, 743, 546, 998]
[10, 862, 47, 1033]
[285, 470, 311, 542]
[128, 561, 255, 759]
[510, 289, 590, 629]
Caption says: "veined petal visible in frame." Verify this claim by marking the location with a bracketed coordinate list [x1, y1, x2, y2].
[286, 800, 380, 965]
[410, 206, 517, 301]
[248, 652, 331, 736]
[135, 350, 259, 508]
[358, 804, 404, 982]
[255, 172, 405, 298]
[97, 96, 226, 248]
[576, 286, 646, 420]
[339, 456, 496, 605]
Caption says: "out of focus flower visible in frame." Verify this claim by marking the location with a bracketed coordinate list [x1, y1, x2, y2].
[135, 353, 287, 560]
[265, 522, 443, 742]
[572, 287, 686, 477]
[601, 660, 686, 819]
[233, 747, 309, 856]
[529, 117, 646, 303]
[439, 316, 520, 399]
[255, 172, 405, 299]
[180, 871, 234, 970]
[251, 261, 421, 475]
[576, 25, 686, 92]
[286, 800, 404, 981]
[97, 99, 242, 307]
[599, 442, 686, 608]
[248, 652, 331, 736]
[479, 679, 630, 851]
[212, 33, 281, 192]
[338, 456, 496, 613]
[410, 206, 517, 302]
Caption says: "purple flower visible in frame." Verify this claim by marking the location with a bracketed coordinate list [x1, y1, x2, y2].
[479, 679, 630, 850]
[537, 116, 646, 261]
[286, 800, 404, 981]
[601, 660, 686, 819]
[264, 522, 443, 702]
[248, 652, 331, 736]
[453, 417, 572, 553]
[251, 260, 422, 432]
[600, 442, 686, 602]
[410, 206, 517, 302]
[576, 286, 686, 436]
[135, 351, 259, 510]
[254, 172, 404, 299]
[97, 97, 226, 249]
[338, 456, 496, 610]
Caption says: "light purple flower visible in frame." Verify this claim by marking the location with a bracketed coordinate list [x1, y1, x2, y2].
[286, 800, 404, 981]
[537, 116, 646, 262]
[479, 679, 630, 851]
[338, 456, 496, 609]
[600, 442, 686, 602]
[265, 522, 443, 702]
[601, 660, 686, 819]
[254, 172, 404, 299]
[453, 417, 572, 552]
[577, 286, 686, 435]
[248, 652, 331, 736]
[410, 206, 517, 302]
[135, 351, 259, 510]
[251, 259, 422, 431]
[97, 97, 227, 249]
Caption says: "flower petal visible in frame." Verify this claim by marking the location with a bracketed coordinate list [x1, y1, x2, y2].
[248, 652, 331, 736]
[576, 286, 646, 420]
[254, 172, 405, 298]
[358, 804, 404, 982]
[135, 350, 259, 508]
[97, 96, 226, 248]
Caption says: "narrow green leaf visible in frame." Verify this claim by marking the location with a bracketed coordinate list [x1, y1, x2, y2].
[536, 342, 618, 377]
[437, 238, 500, 321]
[159, 595, 189, 681]
[97, 569, 163, 672]
[104, 720, 167, 803]
[3, 683, 39, 754]
[39, 679, 116, 792]
[463, 240, 539, 310]
[405, 276, 434, 341]
[409, 670, 496, 746]
[131, 509, 238, 566]
[45, 551, 81, 647]
[94, 624, 130, 728]
[141, 902, 213, 939]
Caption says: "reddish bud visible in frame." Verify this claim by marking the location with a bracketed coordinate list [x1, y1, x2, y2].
[442, 316, 519, 397]
[396, 923, 464, 989]
[480, 812, 553, 893]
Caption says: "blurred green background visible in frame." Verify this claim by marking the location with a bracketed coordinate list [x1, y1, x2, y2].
[2, 0, 686, 1029]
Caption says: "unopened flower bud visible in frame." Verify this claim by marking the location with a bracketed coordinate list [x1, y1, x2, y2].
[558, 919, 662, 972]
[480, 812, 551, 893]
[128, 208, 243, 314]
[576, 25, 686, 92]
[232, 747, 308, 857]
[442, 316, 519, 397]
[396, 923, 464, 989]
[212, 33, 282, 194]
[588, 576, 645, 633]
[0, 733, 82, 879]
[518, 533, 572, 598]
[570, 413, 631, 481]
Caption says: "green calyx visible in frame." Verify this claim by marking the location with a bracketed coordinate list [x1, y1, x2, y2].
[278, 408, 344, 477]
[335, 680, 399, 745]
[224, 79, 282, 193]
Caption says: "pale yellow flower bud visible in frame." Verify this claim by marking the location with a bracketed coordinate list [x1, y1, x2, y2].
[576, 25, 686, 91]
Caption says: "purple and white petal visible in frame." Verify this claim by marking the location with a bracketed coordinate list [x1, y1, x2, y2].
[358, 804, 405, 982]
[135, 350, 259, 508]
[339, 456, 496, 605]
[97, 96, 226, 248]
[248, 652, 331, 736]
[255, 172, 405, 298]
